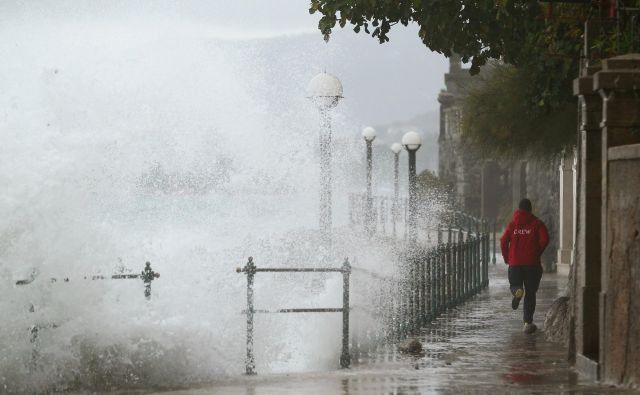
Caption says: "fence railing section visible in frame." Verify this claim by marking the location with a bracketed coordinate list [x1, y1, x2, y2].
[235, 211, 495, 372]
[350, 193, 499, 261]
[236, 257, 351, 375]
[349, 193, 405, 237]
[384, 221, 491, 341]
[14, 261, 160, 366]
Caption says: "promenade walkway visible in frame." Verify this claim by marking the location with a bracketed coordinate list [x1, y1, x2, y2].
[157, 263, 635, 395]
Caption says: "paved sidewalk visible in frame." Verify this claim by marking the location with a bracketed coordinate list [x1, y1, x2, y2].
[156, 264, 635, 395]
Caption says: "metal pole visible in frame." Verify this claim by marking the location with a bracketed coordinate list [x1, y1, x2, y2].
[340, 258, 351, 368]
[244, 257, 257, 375]
[429, 253, 436, 318]
[141, 261, 157, 300]
[393, 152, 400, 238]
[404, 198, 408, 242]
[492, 220, 497, 264]
[440, 246, 446, 311]
[319, 109, 332, 246]
[452, 241, 458, 304]
[415, 255, 421, 331]
[366, 139, 374, 235]
[447, 242, 453, 308]
[458, 228, 464, 301]
[435, 246, 442, 314]
[407, 149, 418, 245]
[473, 233, 481, 293]
[420, 255, 427, 326]
[380, 199, 386, 235]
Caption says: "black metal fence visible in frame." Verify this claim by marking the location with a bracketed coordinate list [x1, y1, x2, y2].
[235, 210, 495, 372]
[14, 261, 160, 367]
[236, 257, 351, 375]
[384, 219, 491, 341]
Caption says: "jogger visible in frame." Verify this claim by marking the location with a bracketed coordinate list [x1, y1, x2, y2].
[500, 198, 549, 334]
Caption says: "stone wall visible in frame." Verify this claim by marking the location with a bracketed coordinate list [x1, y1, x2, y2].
[571, 53, 640, 388]
[603, 151, 640, 385]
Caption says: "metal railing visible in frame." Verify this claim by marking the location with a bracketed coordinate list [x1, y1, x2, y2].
[234, 211, 495, 371]
[350, 194, 499, 262]
[14, 261, 160, 367]
[384, 221, 491, 341]
[349, 193, 405, 237]
[236, 257, 351, 375]
[15, 261, 161, 300]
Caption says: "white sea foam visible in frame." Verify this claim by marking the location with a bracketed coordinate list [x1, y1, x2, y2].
[0, 14, 447, 393]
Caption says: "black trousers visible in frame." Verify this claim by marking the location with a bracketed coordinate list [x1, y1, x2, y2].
[508, 265, 543, 324]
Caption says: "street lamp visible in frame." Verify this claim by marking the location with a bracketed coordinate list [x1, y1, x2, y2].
[390, 142, 402, 237]
[402, 131, 422, 244]
[362, 126, 376, 235]
[308, 72, 343, 246]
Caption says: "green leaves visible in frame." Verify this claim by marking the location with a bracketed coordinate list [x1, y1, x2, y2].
[309, 0, 598, 154]
[461, 64, 577, 157]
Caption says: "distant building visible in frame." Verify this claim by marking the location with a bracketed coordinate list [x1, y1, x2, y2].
[436, 56, 566, 271]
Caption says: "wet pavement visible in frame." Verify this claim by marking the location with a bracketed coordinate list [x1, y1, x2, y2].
[153, 263, 636, 395]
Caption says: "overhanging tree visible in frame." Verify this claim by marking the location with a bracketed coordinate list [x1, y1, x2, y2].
[310, 1, 638, 154]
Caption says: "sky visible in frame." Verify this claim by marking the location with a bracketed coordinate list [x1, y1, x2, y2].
[0, 0, 323, 39]
[0, 0, 449, 125]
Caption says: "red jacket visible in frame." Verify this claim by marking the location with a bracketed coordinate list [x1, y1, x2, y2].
[500, 209, 549, 266]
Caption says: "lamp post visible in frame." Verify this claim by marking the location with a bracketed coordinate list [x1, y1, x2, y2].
[390, 142, 402, 237]
[362, 126, 376, 235]
[307, 72, 343, 246]
[402, 131, 422, 245]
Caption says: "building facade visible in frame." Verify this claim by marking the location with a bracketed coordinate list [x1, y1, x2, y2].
[437, 57, 569, 271]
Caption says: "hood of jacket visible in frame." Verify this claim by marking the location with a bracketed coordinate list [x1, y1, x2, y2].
[512, 209, 536, 225]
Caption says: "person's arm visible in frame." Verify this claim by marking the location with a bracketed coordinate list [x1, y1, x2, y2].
[539, 221, 550, 253]
[500, 223, 512, 265]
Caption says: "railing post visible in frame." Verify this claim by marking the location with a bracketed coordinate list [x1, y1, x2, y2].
[475, 236, 480, 293]
[243, 257, 257, 375]
[471, 239, 476, 295]
[380, 199, 386, 235]
[480, 222, 485, 287]
[485, 231, 490, 287]
[421, 254, 427, 326]
[471, 237, 476, 294]
[436, 246, 442, 314]
[476, 237, 480, 293]
[492, 220, 497, 265]
[440, 245, 446, 313]
[340, 258, 351, 368]
[429, 251, 436, 319]
[447, 242, 453, 308]
[408, 254, 417, 333]
[414, 254, 421, 332]
[465, 241, 471, 299]
[483, 225, 488, 286]
[439, 245, 444, 310]
[403, 198, 408, 242]
[457, 228, 463, 302]
[141, 261, 158, 300]
[442, 244, 451, 310]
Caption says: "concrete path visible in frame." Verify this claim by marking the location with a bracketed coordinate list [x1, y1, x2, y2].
[155, 264, 635, 394]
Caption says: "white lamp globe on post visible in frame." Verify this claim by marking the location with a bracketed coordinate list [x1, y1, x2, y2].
[390, 142, 403, 237]
[307, 72, 343, 246]
[402, 131, 422, 244]
[362, 126, 376, 235]
[362, 126, 376, 142]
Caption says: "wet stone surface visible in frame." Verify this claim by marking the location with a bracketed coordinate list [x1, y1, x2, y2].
[154, 264, 635, 395]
